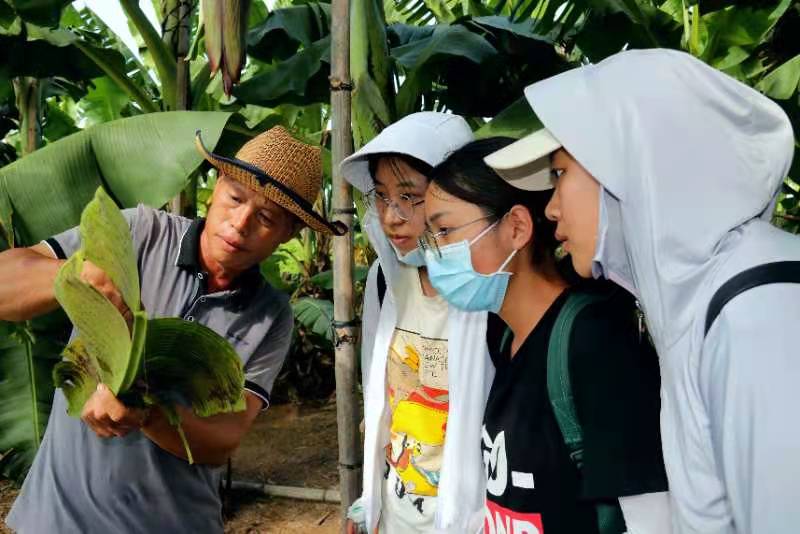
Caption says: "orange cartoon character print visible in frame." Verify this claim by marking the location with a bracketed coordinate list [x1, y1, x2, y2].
[386, 328, 449, 497]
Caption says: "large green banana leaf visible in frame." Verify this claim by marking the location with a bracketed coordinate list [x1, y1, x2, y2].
[234, 2, 333, 108]
[0, 111, 232, 481]
[53, 188, 245, 462]
[5, 0, 72, 27]
[293, 297, 334, 345]
[0, 34, 122, 85]
[234, 37, 332, 107]
[0, 317, 62, 484]
[246, 2, 331, 62]
[350, 0, 394, 148]
[0, 111, 232, 247]
[389, 18, 564, 117]
[53, 189, 144, 412]
[475, 96, 542, 140]
[143, 318, 246, 417]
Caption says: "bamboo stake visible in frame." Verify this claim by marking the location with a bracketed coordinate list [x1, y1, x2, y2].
[230, 480, 342, 504]
[330, 0, 361, 528]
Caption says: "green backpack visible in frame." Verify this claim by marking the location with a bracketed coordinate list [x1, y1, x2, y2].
[499, 291, 627, 534]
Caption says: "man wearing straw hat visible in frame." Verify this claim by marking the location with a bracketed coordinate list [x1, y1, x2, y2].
[1, 126, 345, 533]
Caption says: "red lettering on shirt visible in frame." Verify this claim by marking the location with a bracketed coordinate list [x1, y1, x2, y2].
[484, 500, 543, 534]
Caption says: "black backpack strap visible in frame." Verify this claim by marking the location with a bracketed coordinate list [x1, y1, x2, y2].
[705, 261, 800, 336]
[377, 264, 387, 308]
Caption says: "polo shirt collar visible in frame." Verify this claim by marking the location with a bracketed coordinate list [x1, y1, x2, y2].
[176, 218, 204, 270]
[175, 218, 264, 300]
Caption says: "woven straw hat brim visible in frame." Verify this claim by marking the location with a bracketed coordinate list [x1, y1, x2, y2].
[195, 132, 346, 236]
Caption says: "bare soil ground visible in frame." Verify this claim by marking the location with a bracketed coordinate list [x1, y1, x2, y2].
[1, 400, 346, 534]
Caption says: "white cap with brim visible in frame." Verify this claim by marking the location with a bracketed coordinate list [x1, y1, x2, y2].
[483, 127, 562, 191]
[340, 112, 474, 193]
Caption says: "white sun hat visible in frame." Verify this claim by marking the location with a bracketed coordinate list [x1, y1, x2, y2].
[483, 126, 562, 191]
[340, 112, 474, 193]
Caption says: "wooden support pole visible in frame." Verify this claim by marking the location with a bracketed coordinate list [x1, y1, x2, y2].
[330, 0, 361, 529]
[230, 480, 342, 504]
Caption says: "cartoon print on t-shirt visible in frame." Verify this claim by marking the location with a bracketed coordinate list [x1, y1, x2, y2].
[386, 328, 449, 500]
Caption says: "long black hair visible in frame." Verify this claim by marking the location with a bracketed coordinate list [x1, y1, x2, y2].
[430, 137, 570, 278]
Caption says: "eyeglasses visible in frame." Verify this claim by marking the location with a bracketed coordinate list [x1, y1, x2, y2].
[365, 188, 425, 222]
[418, 215, 494, 258]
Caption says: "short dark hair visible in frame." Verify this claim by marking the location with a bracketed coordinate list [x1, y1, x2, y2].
[367, 153, 434, 186]
[430, 137, 566, 275]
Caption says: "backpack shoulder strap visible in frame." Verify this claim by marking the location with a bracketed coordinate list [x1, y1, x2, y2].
[377, 264, 387, 308]
[705, 261, 800, 336]
[546, 291, 608, 469]
[547, 290, 628, 534]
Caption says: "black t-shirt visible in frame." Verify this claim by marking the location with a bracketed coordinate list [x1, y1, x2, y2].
[482, 286, 667, 534]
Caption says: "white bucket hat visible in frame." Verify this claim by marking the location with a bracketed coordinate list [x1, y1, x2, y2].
[340, 112, 475, 192]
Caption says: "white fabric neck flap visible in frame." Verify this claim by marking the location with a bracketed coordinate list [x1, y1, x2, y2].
[526, 49, 795, 348]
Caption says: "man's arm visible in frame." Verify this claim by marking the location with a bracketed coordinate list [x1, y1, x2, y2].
[142, 393, 262, 465]
[1, 206, 143, 323]
[0, 243, 133, 324]
[81, 384, 263, 466]
[0, 243, 63, 321]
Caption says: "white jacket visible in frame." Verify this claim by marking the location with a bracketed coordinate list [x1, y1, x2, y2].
[526, 49, 800, 533]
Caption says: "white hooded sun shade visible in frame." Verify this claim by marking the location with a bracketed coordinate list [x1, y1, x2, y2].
[522, 48, 798, 533]
[524, 48, 794, 343]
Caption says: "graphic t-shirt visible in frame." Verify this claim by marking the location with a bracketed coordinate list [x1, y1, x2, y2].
[380, 264, 449, 532]
[482, 286, 668, 534]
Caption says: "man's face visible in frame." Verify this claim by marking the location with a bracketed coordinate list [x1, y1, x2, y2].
[202, 175, 297, 272]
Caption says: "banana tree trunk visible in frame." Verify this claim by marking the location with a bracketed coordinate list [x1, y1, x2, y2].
[168, 0, 198, 217]
[13, 77, 42, 156]
[331, 0, 361, 528]
[120, 0, 178, 110]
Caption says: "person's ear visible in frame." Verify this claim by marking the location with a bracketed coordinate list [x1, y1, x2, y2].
[283, 218, 303, 243]
[505, 204, 534, 250]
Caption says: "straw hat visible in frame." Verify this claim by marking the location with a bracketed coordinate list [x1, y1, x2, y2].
[195, 126, 346, 236]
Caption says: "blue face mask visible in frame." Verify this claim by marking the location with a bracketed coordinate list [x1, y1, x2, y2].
[390, 243, 426, 267]
[424, 221, 517, 313]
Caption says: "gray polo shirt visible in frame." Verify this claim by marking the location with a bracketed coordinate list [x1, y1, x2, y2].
[6, 205, 293, 533]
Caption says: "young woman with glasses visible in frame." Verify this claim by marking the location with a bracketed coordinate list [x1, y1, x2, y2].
[421, 137, 672, 534]
[340, 113, 493, 534]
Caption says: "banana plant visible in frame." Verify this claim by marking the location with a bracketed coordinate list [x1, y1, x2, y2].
[202, 0, 253, 96]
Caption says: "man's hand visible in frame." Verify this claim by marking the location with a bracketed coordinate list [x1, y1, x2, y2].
[81, 383, 148, 438]
[80, 259, 133, 329]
